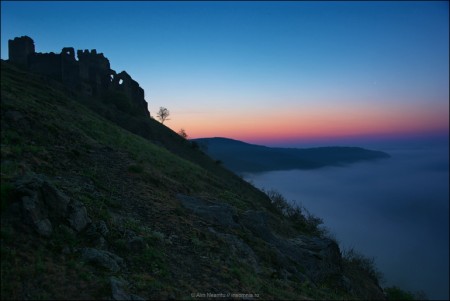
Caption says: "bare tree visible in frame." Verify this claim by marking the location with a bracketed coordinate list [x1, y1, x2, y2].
[156, 107, 170, 123]
[178, 128, 188, 139]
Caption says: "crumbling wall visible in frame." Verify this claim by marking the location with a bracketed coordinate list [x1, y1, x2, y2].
[7, 36, 150, 117]
[77, 49, 112, 96]
[112, 71, 150, 117]
[8, 36, 35, 67]
[28, 53, 62, 82]
[61, 47, 80, 90]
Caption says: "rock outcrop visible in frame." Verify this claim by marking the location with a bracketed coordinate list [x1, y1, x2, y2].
[177, 194, 344, 287]
[79, 247, 125, 272]
[11, 173, 91, 237]
[176, 194, 239, 228]
[110, 277, 146, 301]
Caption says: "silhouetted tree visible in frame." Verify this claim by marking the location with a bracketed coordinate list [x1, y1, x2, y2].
[178, 128, 188, 139]
[157, 107, 170, 123]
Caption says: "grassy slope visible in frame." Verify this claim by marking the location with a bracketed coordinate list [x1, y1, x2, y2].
[1, 61, 380, 300]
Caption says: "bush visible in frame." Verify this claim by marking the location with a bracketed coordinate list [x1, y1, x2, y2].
[342, 248, 383, 285]
[264, 189, 324, 235]
[384, 286, 415, 300]
[178, 128, 188, 139]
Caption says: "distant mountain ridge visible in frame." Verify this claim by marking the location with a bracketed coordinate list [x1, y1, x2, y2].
[193, 137, 390, 173]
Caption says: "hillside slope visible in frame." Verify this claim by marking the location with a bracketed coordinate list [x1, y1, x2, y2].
[193, 137, 390, 173]
[1, 60, 385, 300]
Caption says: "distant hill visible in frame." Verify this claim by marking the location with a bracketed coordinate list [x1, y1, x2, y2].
[192, 137, 390, 173]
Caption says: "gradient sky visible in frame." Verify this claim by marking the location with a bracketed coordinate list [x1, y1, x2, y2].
[1, 1, 449, 147]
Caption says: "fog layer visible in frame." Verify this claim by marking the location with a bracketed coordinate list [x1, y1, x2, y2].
[244, 145, 449, 299]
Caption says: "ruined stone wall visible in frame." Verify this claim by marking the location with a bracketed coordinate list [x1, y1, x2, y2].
[28, 53, 63, 82]
[7, 36, 150, 117]
[8, 36, 35, 67]
[77, 49, 113, 97]
[61, 47, 81, 90]
[109, 71, 150, 117]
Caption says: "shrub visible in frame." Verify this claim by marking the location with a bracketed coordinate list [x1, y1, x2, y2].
[178, 128, 188, 139]
[384, 286, 416, 300]
[264, 189, 324, 235]
[342, 248, 383, 285]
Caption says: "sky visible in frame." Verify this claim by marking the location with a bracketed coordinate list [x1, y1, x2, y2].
[1, 1, 449, 147]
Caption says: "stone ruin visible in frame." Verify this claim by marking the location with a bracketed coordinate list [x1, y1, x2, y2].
[8, 36, 150, 117]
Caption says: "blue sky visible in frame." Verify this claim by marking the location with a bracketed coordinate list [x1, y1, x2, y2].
[1, 1, 448, 147]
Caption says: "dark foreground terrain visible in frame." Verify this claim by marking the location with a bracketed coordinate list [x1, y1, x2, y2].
[1, 60, 386, 300]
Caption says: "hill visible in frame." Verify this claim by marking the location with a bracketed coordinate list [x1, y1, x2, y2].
[192, 137, 390, 173]
[1, 57, 387, 300]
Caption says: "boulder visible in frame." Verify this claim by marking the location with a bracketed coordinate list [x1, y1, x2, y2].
[282, 235, 342, 283]
[176, 194, 238, 228]
[66, 200, 91, 232]
[12, 173, 91, 236]
[84, 221, 109, 249]
[80, 247, 124, 272]
[41, 181, 70, 218]
[96, 220, 109, 236]
[110, 277, 146, 300]
[21, 194, 52, 237]
[241, 210, 342, 284]
[123, 229, 147, 252]
[33, 219, 53, 238]
[85, 220, 108, 238]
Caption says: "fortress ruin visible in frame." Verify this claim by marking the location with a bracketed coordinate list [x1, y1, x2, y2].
[8, 36, 150, 117]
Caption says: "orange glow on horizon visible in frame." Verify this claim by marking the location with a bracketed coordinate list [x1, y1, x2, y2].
[164, 101, 449, 143]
